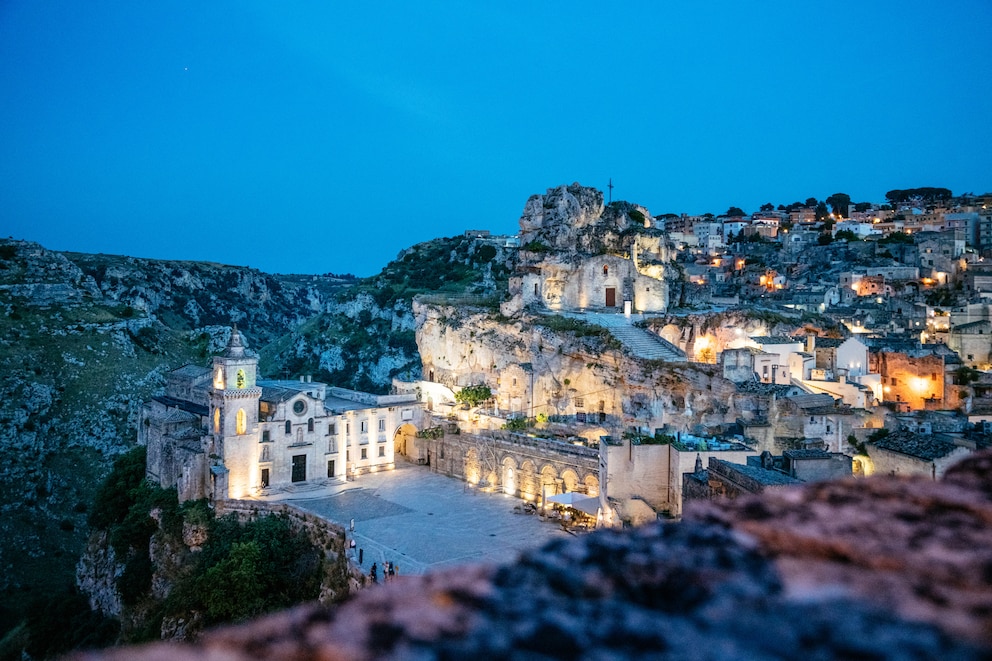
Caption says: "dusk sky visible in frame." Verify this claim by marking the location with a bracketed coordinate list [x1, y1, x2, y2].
[2, 2, 990, 276]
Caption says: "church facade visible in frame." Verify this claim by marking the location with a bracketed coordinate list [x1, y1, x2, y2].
[143, 328, 423, 502]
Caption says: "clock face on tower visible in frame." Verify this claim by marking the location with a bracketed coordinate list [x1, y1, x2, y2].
[293, 400, 306, 415]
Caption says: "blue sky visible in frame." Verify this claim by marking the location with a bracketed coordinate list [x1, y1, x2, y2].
[2, 2, 990, 276]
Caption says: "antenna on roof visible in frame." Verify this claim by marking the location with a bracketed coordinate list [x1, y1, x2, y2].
[608, 178, 614, 204]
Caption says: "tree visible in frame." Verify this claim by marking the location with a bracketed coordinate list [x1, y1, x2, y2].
[455, 384, 492, 408]
[760, 202, 775, 212]
[834, 229, 860, 242]
[815, 201, 830, 222]
[805, 197, 819, 208]
[826, 193, 851, 218]
[817, 232, 834, 245]
[724, 206, 746, 217]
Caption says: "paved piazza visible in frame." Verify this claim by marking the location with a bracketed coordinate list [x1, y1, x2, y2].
[257, 463, 572, 576]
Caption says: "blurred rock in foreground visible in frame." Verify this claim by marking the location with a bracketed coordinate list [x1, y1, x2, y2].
[74, 450, 992, 660]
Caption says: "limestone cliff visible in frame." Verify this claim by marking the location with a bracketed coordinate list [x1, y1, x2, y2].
[415, 301, 762, 435]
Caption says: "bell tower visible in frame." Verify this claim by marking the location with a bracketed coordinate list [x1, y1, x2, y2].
[209, 325, 262, 498]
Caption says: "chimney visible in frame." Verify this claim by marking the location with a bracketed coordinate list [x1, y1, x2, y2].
[299, 375, 305, 383]
[806, 333, 816, 354]
[307, 375, 312, 383]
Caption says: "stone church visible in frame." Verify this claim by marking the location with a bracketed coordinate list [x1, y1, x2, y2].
[143, 327, 423, 502]
[503, 183, 672, 315]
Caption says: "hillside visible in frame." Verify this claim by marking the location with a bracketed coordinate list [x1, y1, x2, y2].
[0, 233, 510, 632]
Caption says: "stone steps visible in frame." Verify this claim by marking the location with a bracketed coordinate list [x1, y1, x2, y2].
[561, 311, 686, 362]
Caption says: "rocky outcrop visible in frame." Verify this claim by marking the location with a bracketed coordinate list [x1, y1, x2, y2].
[74, 450, 992, 660]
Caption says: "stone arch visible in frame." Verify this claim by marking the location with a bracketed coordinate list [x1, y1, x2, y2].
[235, 408, 247, 435]
[501, 456, 518, 496]
[465, 448, 481, 485]
[214, 408, 220, 433]
[519, 460, 538, 501]
[583, 474, 600, 497]
[539, 465, 559, 504]
[561, 469, 579, 493]
[393, 423, 420, 462]
[659, 324, 681, 347]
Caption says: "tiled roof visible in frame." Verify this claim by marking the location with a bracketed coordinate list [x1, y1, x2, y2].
[751, 336, 801, 345]
[711, 458, 801, 486]
[870, 430, 963, 461]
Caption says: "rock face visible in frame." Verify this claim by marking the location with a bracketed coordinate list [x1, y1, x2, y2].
[74, 450, 992, 660]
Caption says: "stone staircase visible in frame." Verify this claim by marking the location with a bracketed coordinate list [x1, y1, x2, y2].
[562, 312, 686, 362]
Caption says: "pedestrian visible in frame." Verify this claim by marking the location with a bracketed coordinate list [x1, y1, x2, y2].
[350, 518, 355, 532]
[349, 538, 356, 556]
[388, 562, 395, 580]
[370, 563, 378, 583]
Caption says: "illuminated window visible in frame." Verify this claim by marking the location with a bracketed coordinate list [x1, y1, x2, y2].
[214, 408, 220, 433]
[236, 408, 247, 435]
[236, 369, 246, 389]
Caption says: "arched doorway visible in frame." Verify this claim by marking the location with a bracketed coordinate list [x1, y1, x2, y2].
[561, 469, 579, 493]
[393, 423, 420, 463]
[519, 460, 538, 501]
[465, 448, 481, 485]
[583, 474, 600, 497]
[539, 465, 558, 508]
[501, 457, 517, 496]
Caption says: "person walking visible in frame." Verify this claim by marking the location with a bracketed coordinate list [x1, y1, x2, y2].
[370, 563, 378, 583]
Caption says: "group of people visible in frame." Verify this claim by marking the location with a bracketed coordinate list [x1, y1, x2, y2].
[368, 561, 398, 584]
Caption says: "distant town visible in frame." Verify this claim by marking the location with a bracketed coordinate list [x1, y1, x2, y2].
[145, 183, 992, 529]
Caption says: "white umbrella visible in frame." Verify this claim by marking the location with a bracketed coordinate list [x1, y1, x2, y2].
[546, 492, 599, 515]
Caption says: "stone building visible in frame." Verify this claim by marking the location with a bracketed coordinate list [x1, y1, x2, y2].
[865, 430, 972, 479]
[143, 328, 423, 502]
[869, 345, 946, 410]
[505, 184, 672, 315]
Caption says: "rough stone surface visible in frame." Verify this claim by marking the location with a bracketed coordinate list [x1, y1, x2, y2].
[73, 451, 992, 660]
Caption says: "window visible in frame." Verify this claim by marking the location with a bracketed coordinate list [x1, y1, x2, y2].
[327, 460, 335, 478]
[328, 422, 336, 435]
[236, 408, 247, 435]
[361, 420, 368, 433]
[260, 446, 270, 462]
[931, 373, 937, 381]
[236, 369, 246, 389]
[328, 439, 337, 453]
[534, 283, 538, 296]
[346, 449, 350, 461]
[308, 418, 314, 432]
[346, 423, 351, 435]
[378, 446, 385, 457]
[214, 408, 221, 433]
[378, 419, 385, 432]
[261, 430, 270, 443]
[261, 468, 269, 488]
[603, 265, 609, 276]
[574, 398, 584, 408]
[285, 420, 292, 434]
[361, 448, 367, 460]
